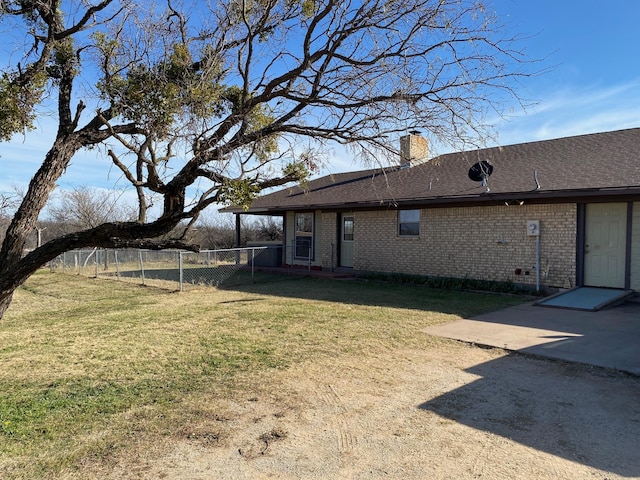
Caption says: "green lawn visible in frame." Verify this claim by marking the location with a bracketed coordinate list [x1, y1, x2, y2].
[0, 271, 525, 479]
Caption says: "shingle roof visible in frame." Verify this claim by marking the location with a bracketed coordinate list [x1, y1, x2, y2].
[231, 127, 640, 213]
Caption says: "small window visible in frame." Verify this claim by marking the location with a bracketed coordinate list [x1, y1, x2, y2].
[398, 209, 420, 236]
[343, 216, 354, 241]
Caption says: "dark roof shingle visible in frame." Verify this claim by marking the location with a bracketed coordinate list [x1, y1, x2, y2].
[234, 127, 640, 213]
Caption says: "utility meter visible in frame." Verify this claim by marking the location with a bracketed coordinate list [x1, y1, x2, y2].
[526, 220, 540, 236]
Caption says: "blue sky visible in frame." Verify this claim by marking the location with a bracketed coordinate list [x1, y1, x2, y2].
[487, 0, 640, 144]
[2, 0, 640, 195]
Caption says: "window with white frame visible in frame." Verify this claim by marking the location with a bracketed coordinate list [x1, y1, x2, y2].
[398, 209, 420, 236]
[294, 212, 314, 258]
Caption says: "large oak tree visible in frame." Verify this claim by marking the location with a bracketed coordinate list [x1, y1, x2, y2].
[0, 0, 530, 318]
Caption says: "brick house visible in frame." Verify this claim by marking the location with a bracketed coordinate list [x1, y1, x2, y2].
[225, 128, 640, 292]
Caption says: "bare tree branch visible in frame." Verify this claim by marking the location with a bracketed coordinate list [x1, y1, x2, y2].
[0, 0, 537, 318]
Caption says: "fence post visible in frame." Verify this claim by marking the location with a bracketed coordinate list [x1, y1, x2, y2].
[179, 251, 184, 291]
[251, 248, 255, 283]
[114, 250, 120, 280]
[95, 249, 99, 278]
[138, 250, 145, 285]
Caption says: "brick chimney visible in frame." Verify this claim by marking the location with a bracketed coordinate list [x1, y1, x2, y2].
[400, 132, 428, 167]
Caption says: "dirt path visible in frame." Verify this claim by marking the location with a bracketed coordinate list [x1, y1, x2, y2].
[104, 341, 640, 480]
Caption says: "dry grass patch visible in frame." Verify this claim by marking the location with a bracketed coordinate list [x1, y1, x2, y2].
[0, 271, 525, 479]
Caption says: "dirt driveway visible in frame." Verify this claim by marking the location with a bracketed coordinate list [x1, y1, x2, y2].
[102, 339, 640, 480]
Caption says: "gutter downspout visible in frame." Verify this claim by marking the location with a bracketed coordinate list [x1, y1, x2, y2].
[536, 234, 541, 292]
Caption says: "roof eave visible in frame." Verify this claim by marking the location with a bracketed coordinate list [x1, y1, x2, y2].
[223, 186, 640, 214]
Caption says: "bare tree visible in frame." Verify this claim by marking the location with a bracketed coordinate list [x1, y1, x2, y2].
[47, 187, 131, 234]
[0, 194, 17, 216]
[194, 213, 238, 250]
[254, 217, 283, 242]
[193, 212, 281, 249]
[0, 189, 21, 244]
[0, 0, 532, 318]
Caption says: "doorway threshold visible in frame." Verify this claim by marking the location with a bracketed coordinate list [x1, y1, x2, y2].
[535, 287, 634, 311]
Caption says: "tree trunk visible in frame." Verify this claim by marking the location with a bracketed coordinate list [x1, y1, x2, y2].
[0, 137, 82, 319]
[0, 292, 13, 319]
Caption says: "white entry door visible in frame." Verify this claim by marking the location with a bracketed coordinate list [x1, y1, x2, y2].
[340, 214, 354, 268]
[584, 203, 627, 288]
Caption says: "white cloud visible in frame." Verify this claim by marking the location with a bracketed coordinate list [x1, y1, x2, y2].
[498, 80, 640, 144]
[493, 79, 640, 146]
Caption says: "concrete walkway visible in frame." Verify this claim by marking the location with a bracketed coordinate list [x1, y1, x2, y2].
[424, 300, 640, 375]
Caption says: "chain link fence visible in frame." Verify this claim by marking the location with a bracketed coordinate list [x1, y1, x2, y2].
[179, 247, 268, 289]
[50, 247, 281, 290]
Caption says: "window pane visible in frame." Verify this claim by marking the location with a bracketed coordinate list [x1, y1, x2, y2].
[343, 217, 354, 241]
[295, 238, 311, 258]
[296, 212, 313, 233]
[295, 212, 314, 258]
[399, 210, 420, 223]
[399, 222, 420, 236]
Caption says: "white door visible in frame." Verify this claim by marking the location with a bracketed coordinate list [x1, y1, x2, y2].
[340, 214, 354, 268]
[584, 203, 627, 288]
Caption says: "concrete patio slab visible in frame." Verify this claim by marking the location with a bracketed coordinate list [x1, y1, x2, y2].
[424, 300, 640, 375]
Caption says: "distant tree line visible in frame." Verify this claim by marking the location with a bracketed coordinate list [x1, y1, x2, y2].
[1, 187, 281, 253]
